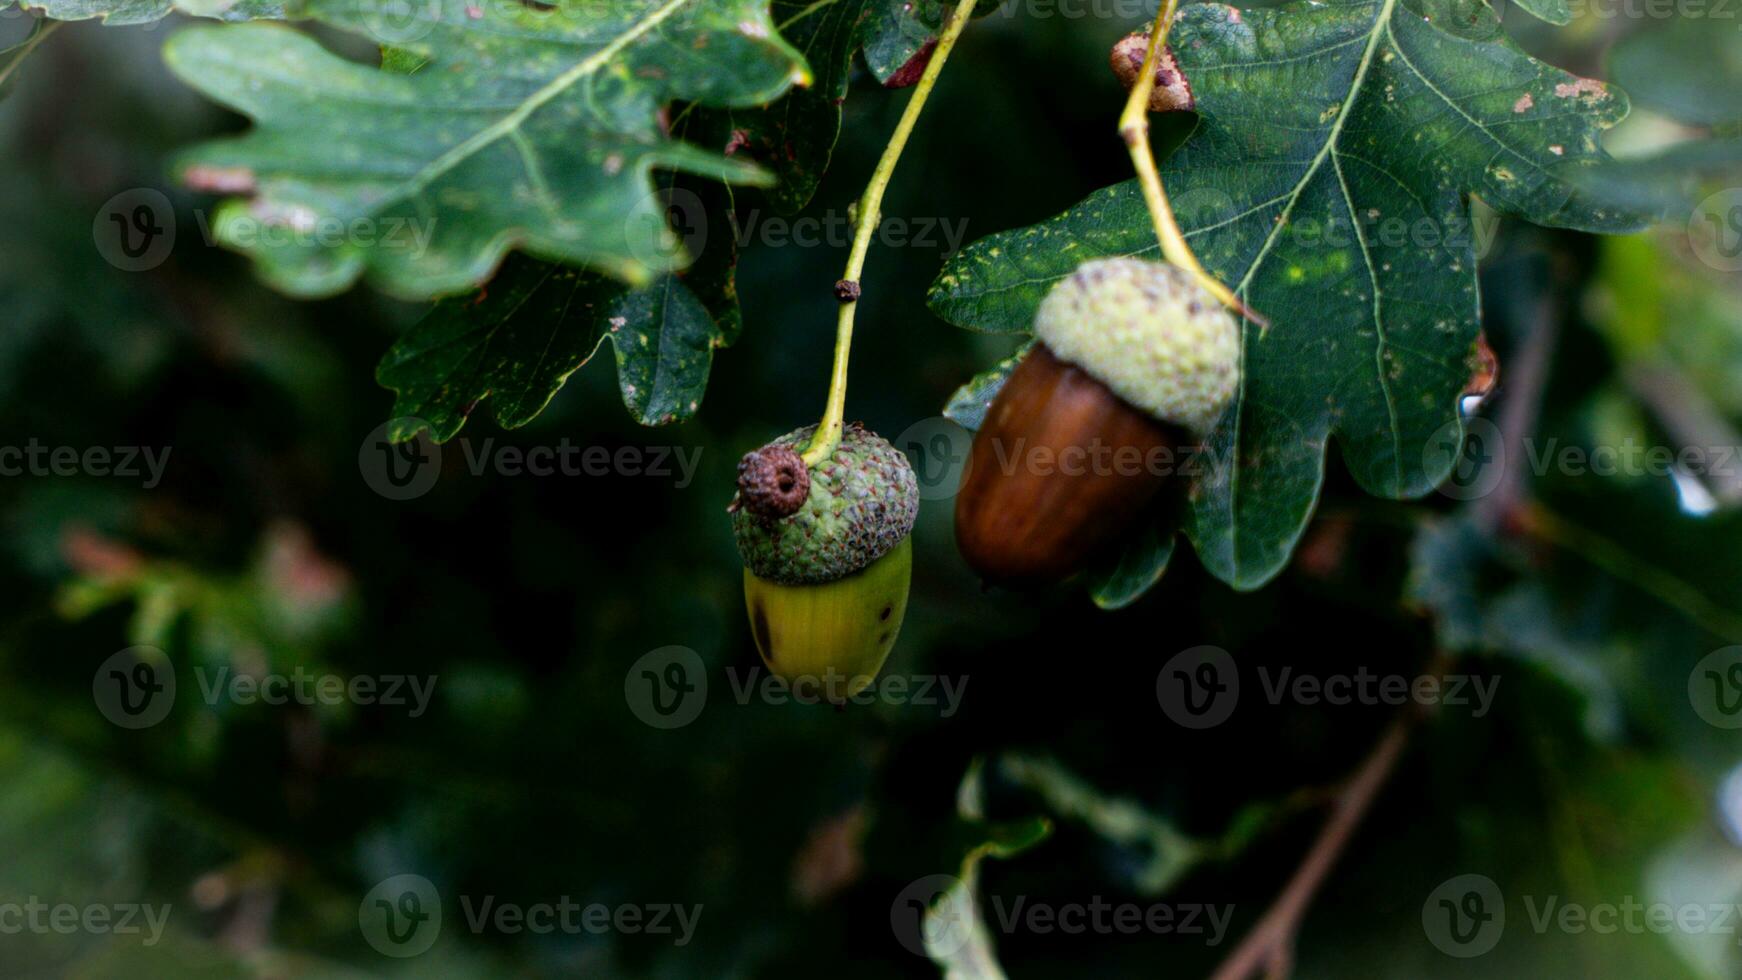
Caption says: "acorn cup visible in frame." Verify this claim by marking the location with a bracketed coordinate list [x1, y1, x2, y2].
[730, 424, 919, 703]
[954, 258, 1240, 587]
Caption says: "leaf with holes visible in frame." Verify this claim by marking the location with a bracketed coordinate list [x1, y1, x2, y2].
[930, 0, 1645, 593]
[164, 0, 808, 300]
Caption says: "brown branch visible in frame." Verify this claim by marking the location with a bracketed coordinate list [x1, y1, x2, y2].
[1473, 293, 1558, 533]
[1623, 359, 1742, 506]
[1208, 652, 1451, 980]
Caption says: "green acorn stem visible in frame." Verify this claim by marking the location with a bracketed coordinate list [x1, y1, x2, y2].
[801, 0, 980, 466]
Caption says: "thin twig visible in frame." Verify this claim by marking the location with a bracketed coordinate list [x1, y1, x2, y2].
[1117, 3, 1266, 327]
[0, 19, 61, 92]
[1473, 293, 1558, 532]
[1622, 359, 1742, 505]
[1208, 652, 1450, 980]
[801, 0, 977, 465]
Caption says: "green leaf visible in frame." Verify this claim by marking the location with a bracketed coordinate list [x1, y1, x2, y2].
[997, 754, 1271, 895]
[921, 759, 1051, 980]
[165, 0, 809, 299]
[940, 343, 1025, 431]
[11, 0, 279, 23]
[712, 0, 993, 213]
[930, 0, 1642, 593]
[1082, 520, 1178, 611]
[378, 253, 727, 442]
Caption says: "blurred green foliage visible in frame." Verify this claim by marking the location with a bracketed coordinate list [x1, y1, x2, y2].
[0, 4, 1739, 978]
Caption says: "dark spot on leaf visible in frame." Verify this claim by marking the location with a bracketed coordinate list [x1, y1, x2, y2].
[884, 40, 937, 89]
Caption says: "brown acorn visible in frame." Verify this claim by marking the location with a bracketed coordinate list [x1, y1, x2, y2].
[954, 258, 1240, 587]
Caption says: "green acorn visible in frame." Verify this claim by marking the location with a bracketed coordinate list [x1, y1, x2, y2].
[730, 423, 919, 702]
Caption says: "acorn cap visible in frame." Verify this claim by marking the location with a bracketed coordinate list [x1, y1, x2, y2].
[731, 424, 918, 586]
[1032, 258, 1240, 436]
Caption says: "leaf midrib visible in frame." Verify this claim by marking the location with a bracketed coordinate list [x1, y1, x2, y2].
[1224, 0, 1401, 580]
[385, 0, 697, 213]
